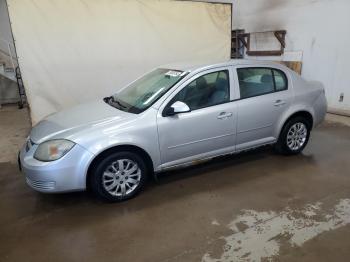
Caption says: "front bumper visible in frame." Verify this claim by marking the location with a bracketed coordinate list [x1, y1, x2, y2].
[19, 141, 95, 193]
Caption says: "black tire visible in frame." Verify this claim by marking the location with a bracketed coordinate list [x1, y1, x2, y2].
[90, 151, 148, 202]
[275, 116, 311, 155]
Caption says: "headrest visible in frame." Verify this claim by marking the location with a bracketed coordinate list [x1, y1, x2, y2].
[216, 78, 228, 91]
[261, 74, 273, 83]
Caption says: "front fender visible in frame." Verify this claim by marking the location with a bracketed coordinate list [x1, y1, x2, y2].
[86, 134, 161, 172]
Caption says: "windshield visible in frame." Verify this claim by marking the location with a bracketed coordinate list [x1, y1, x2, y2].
[105, 68, 187, 114]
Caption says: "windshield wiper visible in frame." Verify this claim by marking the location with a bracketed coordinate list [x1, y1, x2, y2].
[103, 96, 127, 109]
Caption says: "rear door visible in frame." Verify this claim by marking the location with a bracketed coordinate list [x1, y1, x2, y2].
[234, 66, 292, 151]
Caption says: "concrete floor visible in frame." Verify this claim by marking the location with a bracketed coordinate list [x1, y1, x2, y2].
[1, 105, 350, 262]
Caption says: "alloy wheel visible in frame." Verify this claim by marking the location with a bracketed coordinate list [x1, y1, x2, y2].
[286, 122, 308, 151]
[102, 159, 141, 197]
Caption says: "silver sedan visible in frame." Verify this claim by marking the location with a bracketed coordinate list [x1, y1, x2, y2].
[19, 60, 327, 201]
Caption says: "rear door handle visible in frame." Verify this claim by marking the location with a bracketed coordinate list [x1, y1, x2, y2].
[217, 112, 233, 120]
[274, 100, 286, 107]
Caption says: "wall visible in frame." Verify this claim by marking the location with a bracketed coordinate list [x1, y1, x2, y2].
[7, 0, 349, 114]
[0, 0, 15, 57]
[232, 0, 350, 113]
[0, 0, 12, 43]
[0, 0, 19, 105]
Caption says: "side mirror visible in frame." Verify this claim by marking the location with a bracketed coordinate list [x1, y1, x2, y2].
[164, 101, 190, 116]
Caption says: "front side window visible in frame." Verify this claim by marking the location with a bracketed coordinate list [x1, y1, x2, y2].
[237, 67, 288, 99]
[105, 69, 187, 113]
[170, 70, 230, 111]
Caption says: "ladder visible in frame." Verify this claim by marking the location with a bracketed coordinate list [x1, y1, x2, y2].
[15, 67, 26, 109]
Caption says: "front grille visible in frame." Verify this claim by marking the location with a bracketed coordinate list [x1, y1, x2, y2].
[26, 178, 56, 191]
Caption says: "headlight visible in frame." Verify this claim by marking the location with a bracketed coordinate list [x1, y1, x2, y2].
[34, 139, 75, 162]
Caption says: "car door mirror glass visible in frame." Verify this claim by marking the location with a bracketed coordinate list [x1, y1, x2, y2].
[165, 101, 190, 116]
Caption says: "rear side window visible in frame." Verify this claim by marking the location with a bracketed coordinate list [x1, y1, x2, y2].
[273, 69, 288, 91]
[237, 68, 288, 99]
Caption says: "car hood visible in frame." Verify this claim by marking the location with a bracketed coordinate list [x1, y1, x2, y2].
[30, 100, 135, 144]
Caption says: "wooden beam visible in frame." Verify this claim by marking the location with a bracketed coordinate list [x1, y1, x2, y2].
[247, 50, 283, 56]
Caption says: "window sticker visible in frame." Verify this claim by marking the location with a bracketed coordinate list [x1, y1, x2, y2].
[165, 70, 183, 77]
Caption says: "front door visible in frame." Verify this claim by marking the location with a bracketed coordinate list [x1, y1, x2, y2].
[157, 68, 237, 169]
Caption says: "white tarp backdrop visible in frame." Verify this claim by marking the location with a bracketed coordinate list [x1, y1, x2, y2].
[7, 0, 231, 124]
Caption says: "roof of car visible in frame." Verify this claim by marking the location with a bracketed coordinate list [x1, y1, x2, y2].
[161, 59, 285, 72]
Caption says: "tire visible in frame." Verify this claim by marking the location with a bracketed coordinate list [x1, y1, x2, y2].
[90, 151, 148, 202]
[275, 116, 311, 155]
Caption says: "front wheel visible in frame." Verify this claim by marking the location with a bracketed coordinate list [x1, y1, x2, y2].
[275, 116, 311, 155]
[90, 151, 148, 202]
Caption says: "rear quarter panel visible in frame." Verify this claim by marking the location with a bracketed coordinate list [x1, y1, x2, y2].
[273, 70, 326, 138]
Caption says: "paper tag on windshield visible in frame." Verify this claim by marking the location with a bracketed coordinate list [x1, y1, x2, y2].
[165, 70, 182, 77]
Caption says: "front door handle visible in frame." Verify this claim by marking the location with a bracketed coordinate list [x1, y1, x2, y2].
[274, 100, 286, 107]
[217, 112, 233, 120]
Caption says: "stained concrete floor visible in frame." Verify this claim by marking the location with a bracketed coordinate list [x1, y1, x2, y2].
[1, 105, 350, 262]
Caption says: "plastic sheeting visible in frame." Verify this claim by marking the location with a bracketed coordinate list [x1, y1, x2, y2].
[7, 0, 231, 124]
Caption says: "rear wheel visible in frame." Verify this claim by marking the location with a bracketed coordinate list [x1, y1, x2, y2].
[90, 151, 148, 202]
[275, 116, 311, 155]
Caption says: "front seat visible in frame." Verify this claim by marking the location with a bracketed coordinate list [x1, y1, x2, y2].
[209, 78, 228, 105]
[194, 77, 210, 108]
